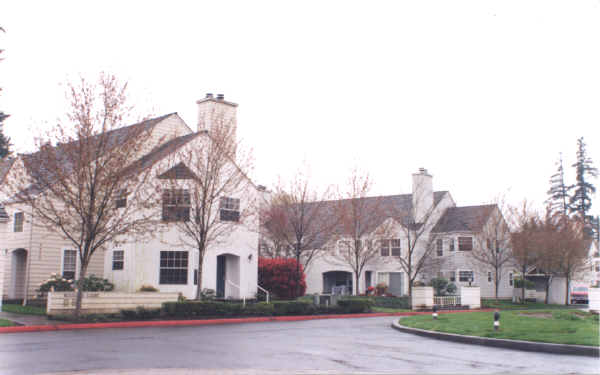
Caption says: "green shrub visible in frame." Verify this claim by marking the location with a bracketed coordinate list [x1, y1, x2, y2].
[79, 274, 114, 292]
[273, 301, 315, 315]
[243, 302, 275, 316]
[371, 296, 410, 309]
[37, 274, 74, 294]
[338, 298, 372, 313]
[514, 278, 535, 289]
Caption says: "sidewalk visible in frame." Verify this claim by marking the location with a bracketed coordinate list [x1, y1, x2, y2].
[0, 311, 67, 326]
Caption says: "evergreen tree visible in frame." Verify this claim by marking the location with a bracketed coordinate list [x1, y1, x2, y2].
[546, 152, 570, 216]
[569, 137, 598, 226]
[0, 112, 11, 159]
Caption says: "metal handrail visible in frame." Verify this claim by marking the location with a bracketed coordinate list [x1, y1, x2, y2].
[226, 279, 245, 307]
[257, 284, 270, 303]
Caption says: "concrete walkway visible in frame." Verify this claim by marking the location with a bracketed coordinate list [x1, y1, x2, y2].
[0, 311, 67, 326]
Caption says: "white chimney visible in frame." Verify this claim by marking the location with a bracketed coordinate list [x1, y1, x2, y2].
[196, 93, 238, 134]
[412, 168, 433, 224]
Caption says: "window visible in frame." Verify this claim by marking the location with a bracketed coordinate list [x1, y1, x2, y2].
[14, 212, 23, 232]
[495, 240, 500, 253]
[458, 237, 473, 251]
[115, 190, 127, 209]
[112, 250, 124, 270]
[436, 239, 443, 256]
[159, 251, 188, 284]
[219, 197, 240, 222]
[194, 269, 198, 285]
[509, 272, 513, 286]
[162, 189, 191, 222]
[459, 270, 474, 282]
[449, 239, 455, 252]
[62, 250, 77, 280]
[595, 262, 600, 272]
[488, 272, 492, 282]
[380, 240, 390, 256]
[391, 239, 401, 256]
[449, 271, 456, 282]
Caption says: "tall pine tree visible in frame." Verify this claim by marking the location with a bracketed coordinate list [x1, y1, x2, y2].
[569, 137, 598, 227]
[546, 152, 570, 216]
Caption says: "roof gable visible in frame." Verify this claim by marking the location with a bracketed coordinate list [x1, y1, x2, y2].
[431, 204, 497, 233]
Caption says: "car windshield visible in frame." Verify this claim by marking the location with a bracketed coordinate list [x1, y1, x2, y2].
[573, 287, 588, 292]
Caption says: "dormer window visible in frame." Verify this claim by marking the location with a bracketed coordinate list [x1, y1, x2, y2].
[115, 190, 127, 209]
[219, 197, 240, 222]
[458, 236, 473, 251]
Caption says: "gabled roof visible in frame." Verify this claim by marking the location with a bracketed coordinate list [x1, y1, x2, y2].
[431, 204, 497, 233]
[279, 191, 449, 249]
[0, 157, 16, 186]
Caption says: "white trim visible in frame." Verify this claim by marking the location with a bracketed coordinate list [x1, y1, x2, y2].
[457, 269, 474, 283]
[61, 249, 78, 280]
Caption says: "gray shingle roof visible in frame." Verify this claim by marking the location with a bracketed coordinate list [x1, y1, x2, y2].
[431, 204, 497, 233]
[289, 191, 448, 249]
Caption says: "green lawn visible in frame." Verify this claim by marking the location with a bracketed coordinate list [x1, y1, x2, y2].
[0, 319, 16, 327]
[372, 307, 412, 313]
[399, 310, 599, 347]
[482, 299, 577, 310]
[2, 304, 46, 315]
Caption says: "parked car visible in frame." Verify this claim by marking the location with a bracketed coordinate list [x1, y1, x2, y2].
[570, 285, 589, 304]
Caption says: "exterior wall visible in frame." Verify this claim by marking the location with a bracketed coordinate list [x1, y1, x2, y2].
[47, 291, 178, 316]
[0, 202, 105, 300]
[143, 114, 193, 156]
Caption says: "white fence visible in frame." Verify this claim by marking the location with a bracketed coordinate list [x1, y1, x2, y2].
[47, 291, 179, 316]
[433, 295, 461, 307]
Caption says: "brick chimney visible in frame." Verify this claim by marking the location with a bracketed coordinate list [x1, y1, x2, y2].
[412, 168, 433, 224]
[196, 93, 238, 134]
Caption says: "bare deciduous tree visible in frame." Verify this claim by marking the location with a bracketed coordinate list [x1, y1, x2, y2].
[331, 169, 393, 295]
[162, 109, 255, 300]
[9, 74, 158, 316]
[260, 169, 335, 296]
[391, 177, 444, 299]
[469, 200, 513, 299]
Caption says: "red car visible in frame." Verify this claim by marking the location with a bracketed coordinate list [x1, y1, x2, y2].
[570, 286, 589, 304]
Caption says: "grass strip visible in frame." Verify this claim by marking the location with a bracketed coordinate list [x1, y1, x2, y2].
[399, 310, 599, 347]
[2, 304, 47, 315]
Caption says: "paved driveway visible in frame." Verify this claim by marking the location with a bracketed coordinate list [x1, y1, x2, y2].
[0, 316, 597, 374]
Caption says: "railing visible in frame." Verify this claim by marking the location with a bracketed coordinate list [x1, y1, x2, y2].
[226, 279, 245, 307]
[257, 284, 270, 303]
[434, 295, 461, 307]
[331, 286, 349, 295]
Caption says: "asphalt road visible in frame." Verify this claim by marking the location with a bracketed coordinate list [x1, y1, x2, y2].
[0, 316, 598, 374]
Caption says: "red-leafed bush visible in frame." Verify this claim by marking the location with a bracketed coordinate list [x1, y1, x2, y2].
[258, 257, 306, 300]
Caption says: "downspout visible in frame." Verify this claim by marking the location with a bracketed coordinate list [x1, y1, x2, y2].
[23, 200, 35, 306]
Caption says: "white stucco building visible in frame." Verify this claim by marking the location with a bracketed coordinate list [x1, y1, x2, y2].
[0, 94, 259, 300]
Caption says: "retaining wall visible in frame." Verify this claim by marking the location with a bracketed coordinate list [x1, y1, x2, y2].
[47, 291, 179, 316]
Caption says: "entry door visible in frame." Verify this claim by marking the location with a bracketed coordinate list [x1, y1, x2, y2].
[216, 255, 226, 298]
[389, 272, 403, 296]
[365, 271, 373, 289]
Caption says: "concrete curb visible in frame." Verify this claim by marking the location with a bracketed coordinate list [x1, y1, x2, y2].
[391, 320, 600, 358]
[0, 309, 489, 334]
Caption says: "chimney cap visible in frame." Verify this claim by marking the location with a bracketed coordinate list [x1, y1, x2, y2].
[205, 93, 213, 98]
[419, 168, 427, 174]
[217, 94, 225, 100]
[257, 185, 267, 192]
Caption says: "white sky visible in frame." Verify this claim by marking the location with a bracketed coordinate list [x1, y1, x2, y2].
[1, 0, 599, 215]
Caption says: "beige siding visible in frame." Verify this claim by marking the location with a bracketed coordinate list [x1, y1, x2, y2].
[141, 114, 193, 156]
[0, 203, 106, 299]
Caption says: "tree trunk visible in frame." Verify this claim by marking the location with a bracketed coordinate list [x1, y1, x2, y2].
[355, 272, 360, 296]
[544, 276, 552, 304]
[296, 252, 301, 299]
[74, 261, 88, 318]
[195, 254, 204, 300]
[565, 275, 570, 305]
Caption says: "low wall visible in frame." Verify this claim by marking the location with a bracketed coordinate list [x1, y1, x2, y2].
[589, 288, 600, 312]
[460, 287, 480, 309]
[47, 292, 179, 316]
[411, 287, 433, 310]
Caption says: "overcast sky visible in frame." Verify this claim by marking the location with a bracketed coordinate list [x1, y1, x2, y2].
[1, 0, 598, 215]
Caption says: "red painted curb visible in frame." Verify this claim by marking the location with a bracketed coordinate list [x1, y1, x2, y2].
[0, 309, 494, 334]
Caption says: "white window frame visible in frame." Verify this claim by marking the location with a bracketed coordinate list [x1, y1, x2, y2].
[112, 250, 124, 271]
[487, 271, 492, 282]
[458, 270, 474, 283]
[13, 211, 24, 233]
[436, 239, 443, 256]
[509, 272, 513, 286]
[219, 196, 240, 222]
[61, 249, 78, 280]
